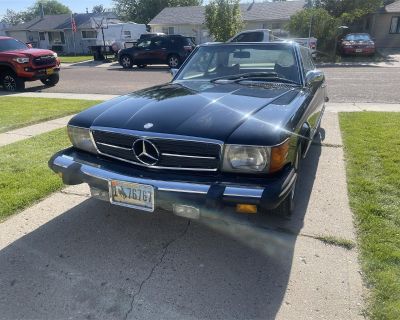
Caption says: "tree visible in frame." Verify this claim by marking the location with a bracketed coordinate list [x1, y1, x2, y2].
[205, 0, 243, 42]
[1, 0, 71, 25]
[113, 0, 202, 24]
[315, 0, 383, 20]
[92, 5, 106, 13]
[1, 9, 26, 25]
[288, 8, 339, 50]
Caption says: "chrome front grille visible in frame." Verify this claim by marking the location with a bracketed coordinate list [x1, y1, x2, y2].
[91, 128, 222, 171]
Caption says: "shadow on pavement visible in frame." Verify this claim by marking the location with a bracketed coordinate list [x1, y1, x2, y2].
[0, 138, 322, 320]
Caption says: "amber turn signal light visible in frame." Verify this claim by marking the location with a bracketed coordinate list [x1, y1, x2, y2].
[270, 139, 290, 173]
[236, 204, 258, 214]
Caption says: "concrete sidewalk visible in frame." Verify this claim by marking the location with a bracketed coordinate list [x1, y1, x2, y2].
[0, 113, 365, 319]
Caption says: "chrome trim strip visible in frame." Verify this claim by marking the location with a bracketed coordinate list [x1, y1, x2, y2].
[53, 155, 264, 199]
[91, 126, 224, 147]
[161, 153, 216, 160]
[97, 142, 132, 151]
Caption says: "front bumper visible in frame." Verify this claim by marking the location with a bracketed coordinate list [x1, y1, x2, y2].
[49, 148, 297, 214]
[17, 65, 60, 80]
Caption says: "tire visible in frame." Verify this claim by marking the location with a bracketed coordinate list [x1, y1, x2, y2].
[40, 73, 59, 86]
[270, 145, 301, 217]
[1, 72, 25, 92]
[120, 55, 133, 69]
[167, 54, 181, 68]
[137, 64, 147, 69]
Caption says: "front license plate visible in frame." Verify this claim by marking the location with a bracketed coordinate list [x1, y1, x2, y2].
[109, 180, 155, 212]
[46, 68, 54, 75]
[355, 49, 363, 53]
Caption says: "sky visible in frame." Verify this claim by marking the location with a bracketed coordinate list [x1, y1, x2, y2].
[0, 0, 115, 16]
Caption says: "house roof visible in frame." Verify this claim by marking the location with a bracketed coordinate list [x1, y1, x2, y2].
[149, 1, 306, 25]
[7, 12, 118, 31]
[385, 0, 400, 13]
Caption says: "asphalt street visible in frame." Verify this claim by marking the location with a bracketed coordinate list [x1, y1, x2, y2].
[23, 62, 400, 104]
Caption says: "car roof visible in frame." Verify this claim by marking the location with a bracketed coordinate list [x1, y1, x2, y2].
[199, 41, 299, 48]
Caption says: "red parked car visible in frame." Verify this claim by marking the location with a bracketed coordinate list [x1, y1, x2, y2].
[339, 33, 376, 56]
[0, 36, 61, 92]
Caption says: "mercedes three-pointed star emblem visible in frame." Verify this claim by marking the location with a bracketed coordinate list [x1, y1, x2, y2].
[132, 139, 160, 166]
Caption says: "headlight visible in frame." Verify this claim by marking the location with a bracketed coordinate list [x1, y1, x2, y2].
[67, 126, 97, 154]
[13, 57, 29, 64]
[222, 145, 270, 173]
[53, 52, 58, 58]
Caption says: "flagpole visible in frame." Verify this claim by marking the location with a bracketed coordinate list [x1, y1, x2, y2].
[71, 13, 77, 56]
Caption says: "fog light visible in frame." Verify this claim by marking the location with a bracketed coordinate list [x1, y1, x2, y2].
[236, 204, 257, 214]
[173, 204, 200, 219]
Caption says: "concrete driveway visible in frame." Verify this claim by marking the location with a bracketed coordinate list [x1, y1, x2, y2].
[0, 113, 364, 320]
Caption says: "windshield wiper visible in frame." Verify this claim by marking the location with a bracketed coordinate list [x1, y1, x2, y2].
[236, 76, 300, 86]
[210, 72, 279, 83]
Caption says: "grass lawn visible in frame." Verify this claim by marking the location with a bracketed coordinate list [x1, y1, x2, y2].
[0, 97, 101, 133]
[340, 112, 400, 319]
[59, 55, 93, 63]
[0, 128, 70, 221]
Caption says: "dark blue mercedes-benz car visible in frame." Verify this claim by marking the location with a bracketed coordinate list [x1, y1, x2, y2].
[49, 42, 327, 218]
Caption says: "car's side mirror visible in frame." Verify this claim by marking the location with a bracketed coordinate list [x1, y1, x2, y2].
[170, 68, 179, 77]
[305, 70, 324, 87]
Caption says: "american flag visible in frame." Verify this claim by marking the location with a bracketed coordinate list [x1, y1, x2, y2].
[71, 14, 77, 33]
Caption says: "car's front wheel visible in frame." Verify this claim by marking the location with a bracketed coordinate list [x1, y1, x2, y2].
[1, 72, 25, 92]
[270, 145, 301, 217]
[40, 73, 59, 86]
[120, 55, 133, 69]
[168, 54, 180, 68]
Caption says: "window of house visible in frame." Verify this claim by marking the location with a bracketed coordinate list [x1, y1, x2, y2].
[39, 32, 45, 41]
[123, 31, 131, 38]
[82, 30, 97, 39]
[162, 27, 175, 35]
[390, 16, 400, 34]
[48, 31, 65, 44]
[271, 22, 282, 30]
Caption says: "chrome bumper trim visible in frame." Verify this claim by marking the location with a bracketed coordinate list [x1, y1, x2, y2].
[53, 154, 264, 199]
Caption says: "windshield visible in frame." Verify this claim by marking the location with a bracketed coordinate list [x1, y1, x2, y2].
[0, 38, 28, 52]
[344, 34, 371, 41]
[175, 44, 300, 84]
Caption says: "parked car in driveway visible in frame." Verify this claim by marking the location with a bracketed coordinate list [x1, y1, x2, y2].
[339, 33, 375, 56]
[50, 42, 327, 218]
[0, 36, 60, 91]
[118, 34, 195, 69]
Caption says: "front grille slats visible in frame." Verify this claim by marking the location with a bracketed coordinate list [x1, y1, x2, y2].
[33, 55, 57, 67]
[91, 129, 221, 171]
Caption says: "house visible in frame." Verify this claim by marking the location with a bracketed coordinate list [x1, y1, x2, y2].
[149, 1, 306, 43]
[0, 22, 10, 36]
[367, 0, 400, 48]
[5, 12, 120, 54]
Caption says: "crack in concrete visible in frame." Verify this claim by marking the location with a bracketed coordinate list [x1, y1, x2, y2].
[59, 190, 91, 198]
[123, 220, 191, 320]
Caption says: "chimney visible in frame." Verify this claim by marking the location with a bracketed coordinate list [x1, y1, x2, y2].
[40, 3, 45, 19]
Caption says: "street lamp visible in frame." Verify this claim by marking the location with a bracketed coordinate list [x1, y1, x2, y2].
[333, 25, 349, 58]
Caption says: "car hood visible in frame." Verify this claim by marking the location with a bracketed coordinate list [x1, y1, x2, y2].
[2, 48, 55, 58]
[71, 81, 306, 145]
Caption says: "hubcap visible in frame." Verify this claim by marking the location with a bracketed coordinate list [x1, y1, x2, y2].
[122, 57, 131, 67]
[3, 75, 16, 91]
[169, 57, 179, 67]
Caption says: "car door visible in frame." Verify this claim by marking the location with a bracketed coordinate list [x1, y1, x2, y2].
[300, 46, 326, 135]
[134, 39, 152, 64]
[147, 37, 168, 64]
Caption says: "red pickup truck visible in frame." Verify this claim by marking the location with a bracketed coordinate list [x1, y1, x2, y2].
[0, 36, 61, 92]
